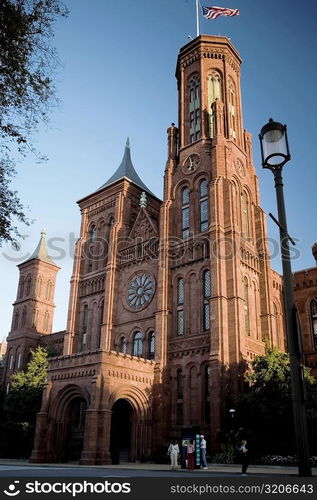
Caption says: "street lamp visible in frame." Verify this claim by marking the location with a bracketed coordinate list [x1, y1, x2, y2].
[259, 119, 311, 477]
[228, 409, 236, 449]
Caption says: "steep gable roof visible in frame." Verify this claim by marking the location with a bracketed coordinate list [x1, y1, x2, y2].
[98, 138, 155, 196]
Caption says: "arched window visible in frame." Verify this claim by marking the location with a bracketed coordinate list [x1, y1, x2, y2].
[43, 311, 49, 332]
[9, 353, 14, 370]
[21, 306, 26, 327]
[81, 305, 89, 351]
[177, 278, 184, 336]
[148, 331, 155, 360]
[133, 332, 143, 356]
[181, 187, 190, 239]
[176, 368, 183, 425]
[228, 79, 236, 140]
[241, 192, 250, 239]
[189, 76, 201, 143]
[26, 275, 31, 296]
[32, 309, 38, 327]
[203, 270, 211, 331]
[87, 225, 97, 273]
[35, 277, 42, 298]
[17, 352, 22, 370]
[311, 299, 317, 350]
[272, 303, 278, 346]
[120, 336, 127, 354]
[199, 180, 209, 232]
[176, 368, 183, 397]
[14, 310, 19, 330]
[89, 225, 97, 242]
[97, 300, 104, 349]
[46, 281, 52, 300]
[244, 277, 250, 335]
[19, 278, 25, 298]
[204, 365, 211, 423]
[207, 72, 221, 137]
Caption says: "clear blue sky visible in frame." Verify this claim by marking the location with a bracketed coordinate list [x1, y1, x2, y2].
[1, 0, 316, 339]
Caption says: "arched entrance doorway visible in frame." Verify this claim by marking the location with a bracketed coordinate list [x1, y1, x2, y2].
[110, 399, 133, 464]
[47, 385, 89, 463]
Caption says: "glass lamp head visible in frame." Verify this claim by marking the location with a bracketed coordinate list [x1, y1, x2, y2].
[259, 118, 290, 168]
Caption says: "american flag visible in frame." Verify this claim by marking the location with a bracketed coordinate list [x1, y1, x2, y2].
[202, 6, 240, 20]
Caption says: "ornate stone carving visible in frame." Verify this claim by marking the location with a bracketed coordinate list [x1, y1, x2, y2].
[169, 335, 210, 353]
[129, 208, 158, 241]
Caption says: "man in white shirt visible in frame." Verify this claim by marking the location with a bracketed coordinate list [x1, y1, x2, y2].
[200, 435, 208, 469]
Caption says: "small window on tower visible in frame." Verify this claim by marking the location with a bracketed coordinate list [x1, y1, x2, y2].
[228, 79, 237, 141]
[181, 187, 190, 239]
[120, 336, 127, 354]
[148, 331, 155, 360]
[188, 75, 201, 143]
[177, 278, 185, 336]
[199, 180, 209, 232]
[133, 332, 143, 356]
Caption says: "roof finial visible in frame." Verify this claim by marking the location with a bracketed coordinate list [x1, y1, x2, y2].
[126, 137, 130, 149]
[41, 228, 46, 237]
[140, 191, 147, 208]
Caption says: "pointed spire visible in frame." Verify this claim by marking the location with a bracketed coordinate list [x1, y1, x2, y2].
[98, 139, 155, 196]
[22, 230, 56, 266]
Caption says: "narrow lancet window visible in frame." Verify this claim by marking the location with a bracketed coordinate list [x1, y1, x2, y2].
[189, 76, 201, 143]
[199, 180, 209, 232]
[181, 187, 190, 239]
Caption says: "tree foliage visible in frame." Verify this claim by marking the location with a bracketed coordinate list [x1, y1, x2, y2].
[0, 346, 48, 458]
[10, 345, 48, 391]
[236, 346, 317, 458]
[0, 0, 68, 244]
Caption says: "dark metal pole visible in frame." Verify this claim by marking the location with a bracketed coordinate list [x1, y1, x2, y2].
[273, 168, 311, 477]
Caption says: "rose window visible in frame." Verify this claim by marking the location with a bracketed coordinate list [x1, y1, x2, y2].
[127, 273, 155, 309]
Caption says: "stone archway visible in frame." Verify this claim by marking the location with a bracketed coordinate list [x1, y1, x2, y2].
[110, 399, 133, 464]
[108, 385, 152, 463]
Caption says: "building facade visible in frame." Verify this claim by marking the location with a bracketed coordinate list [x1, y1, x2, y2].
[3, 35, 316, 464]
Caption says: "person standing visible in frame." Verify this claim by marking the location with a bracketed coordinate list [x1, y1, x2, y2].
[167, 439, 179, 470]
[200, 435, 208, 469]
[239, 439, 249, 476]
[187, 439, 195, 471]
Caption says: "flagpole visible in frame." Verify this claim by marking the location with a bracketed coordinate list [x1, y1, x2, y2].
[196, 0, 200, 37]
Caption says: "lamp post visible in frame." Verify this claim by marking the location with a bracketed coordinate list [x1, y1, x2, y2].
[228, 408, 236, 453]
[259, 119, 311, 477]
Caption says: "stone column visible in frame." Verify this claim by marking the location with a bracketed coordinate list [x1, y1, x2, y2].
[95, 409, 112, 464]
[29, 412, 49, 463]
[79, 409, 99, 465]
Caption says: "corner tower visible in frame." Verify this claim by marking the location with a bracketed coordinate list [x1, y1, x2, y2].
[3, 230, 60, 387]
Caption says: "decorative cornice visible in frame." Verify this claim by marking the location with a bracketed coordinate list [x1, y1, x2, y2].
[169, 335, 210, 354]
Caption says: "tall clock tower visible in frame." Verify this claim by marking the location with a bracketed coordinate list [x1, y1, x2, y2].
[160, 35, 282, 446]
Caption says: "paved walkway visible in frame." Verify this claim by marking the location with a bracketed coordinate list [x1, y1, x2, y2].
[0, 459, 315, 476]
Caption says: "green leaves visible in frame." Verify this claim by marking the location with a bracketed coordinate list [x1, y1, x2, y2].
[11, 345, 48, 390]
[236, 345, 317, 457]
[0, 0, 68, 245]
[0, 346, 49, 458]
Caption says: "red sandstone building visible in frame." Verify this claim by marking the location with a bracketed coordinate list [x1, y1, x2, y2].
[3, 35, 317, 464]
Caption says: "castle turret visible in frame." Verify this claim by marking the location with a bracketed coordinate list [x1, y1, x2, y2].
[3, 230, 60, 388]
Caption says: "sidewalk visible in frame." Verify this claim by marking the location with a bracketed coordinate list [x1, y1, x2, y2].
[0, 459, 315, 476]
